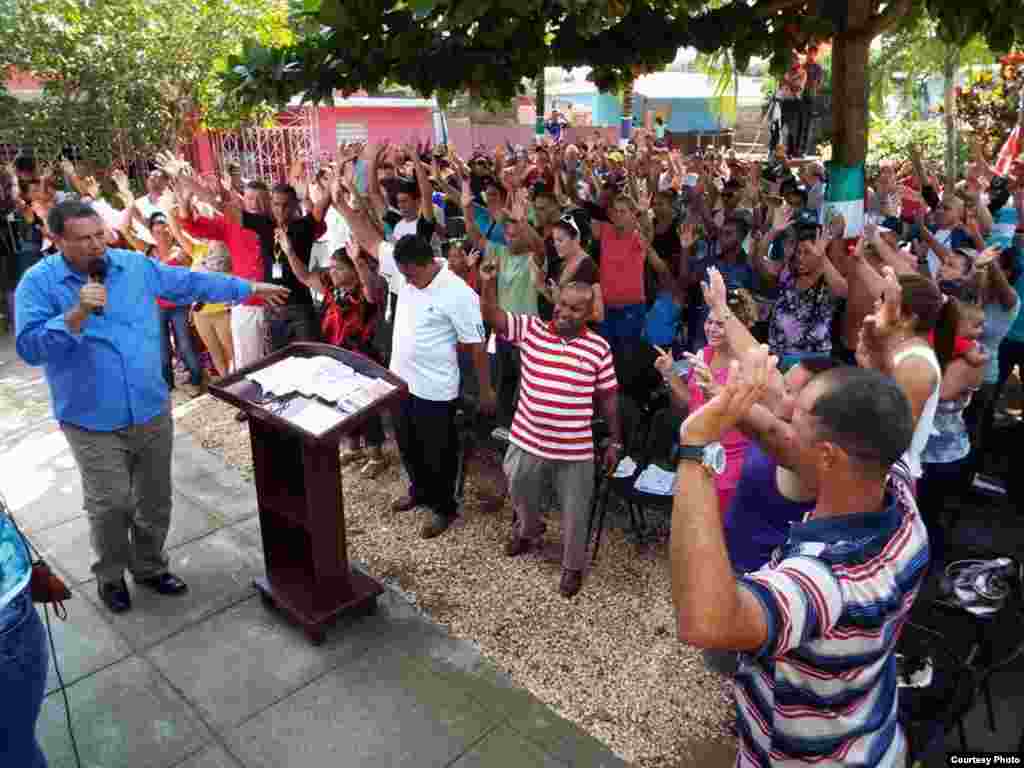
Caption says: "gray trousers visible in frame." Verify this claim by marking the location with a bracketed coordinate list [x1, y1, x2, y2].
[61, 412, 173, 584]
[503, 444, 595, 571]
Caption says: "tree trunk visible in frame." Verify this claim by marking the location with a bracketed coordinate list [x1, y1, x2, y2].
[621, 77, 635, 143]
[943, 45, 959, 184]
[829, 0, 873, 167]
[535, 76, 545, 138]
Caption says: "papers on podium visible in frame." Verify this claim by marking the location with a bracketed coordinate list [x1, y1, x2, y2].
[246, 355, 396, 434]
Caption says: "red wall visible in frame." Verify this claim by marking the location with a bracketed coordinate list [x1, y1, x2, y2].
[445, 119, 619, 156]
[316, 106, 435, 151]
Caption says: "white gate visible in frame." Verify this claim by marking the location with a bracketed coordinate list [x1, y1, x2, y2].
[211, 106, 320, 185]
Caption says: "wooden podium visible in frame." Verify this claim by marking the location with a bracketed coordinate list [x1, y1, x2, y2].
[209, 342, 407, 644]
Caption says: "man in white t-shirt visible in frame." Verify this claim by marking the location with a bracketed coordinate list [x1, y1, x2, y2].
[128, 169, 172, 246]
[382, 234, 496, 538]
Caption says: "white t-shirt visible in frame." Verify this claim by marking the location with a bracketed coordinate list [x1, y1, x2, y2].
[389, 262, 485, 401]
[130, 194, 166, 245]
[378, 239, 408, 297]
[322, 205, 351, 256]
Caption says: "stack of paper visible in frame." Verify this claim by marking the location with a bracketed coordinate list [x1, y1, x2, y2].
[280, 399, 346, 437]
[613, 456, 637, 478]
[634, 465, 677, 496]
[247, 356, 395, 410]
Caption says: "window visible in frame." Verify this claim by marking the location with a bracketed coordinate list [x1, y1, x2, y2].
[335, 122, 369, 145]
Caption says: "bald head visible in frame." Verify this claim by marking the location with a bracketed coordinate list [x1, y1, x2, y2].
[553, 281, 594, 337]
[562, 281, 594, 305]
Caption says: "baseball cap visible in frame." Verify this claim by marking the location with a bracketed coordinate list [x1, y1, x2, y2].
[880, 216, 902, 233]
[793, 208, 819, 240]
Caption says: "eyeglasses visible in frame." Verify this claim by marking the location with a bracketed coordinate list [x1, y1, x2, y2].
[559, 215, 580, 235]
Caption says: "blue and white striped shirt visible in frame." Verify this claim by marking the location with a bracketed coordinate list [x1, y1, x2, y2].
[735, 471, 929, 768]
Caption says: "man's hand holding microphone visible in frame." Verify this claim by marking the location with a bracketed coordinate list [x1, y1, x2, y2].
[65, 261, 109, 333]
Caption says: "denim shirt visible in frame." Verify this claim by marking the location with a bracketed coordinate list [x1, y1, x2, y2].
[0, 512, 31, 611]
[15, 248, 252, 431]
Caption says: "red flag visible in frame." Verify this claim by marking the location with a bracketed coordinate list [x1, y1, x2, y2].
[995, 125, 1021, 176]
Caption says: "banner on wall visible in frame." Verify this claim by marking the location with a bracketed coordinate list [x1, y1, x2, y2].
[823, 162, 865, 238]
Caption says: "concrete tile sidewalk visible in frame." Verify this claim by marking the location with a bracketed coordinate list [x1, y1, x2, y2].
[0, 339, 632, 768]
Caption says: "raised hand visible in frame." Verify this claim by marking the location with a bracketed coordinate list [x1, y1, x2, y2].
[111, 169, 132, 195]
[677, 221, 697, 251]
[636, 188, 652, 213]
[691, 355, 722, 398]
[771, 203, 793, 232]
[274, 228, 293, 257]
[872, 266, 902, 336]
[863, 220, 879, 244]
[700, 266, 729, 314]
[680, 344, 776, 446]
[308, 181, 325, 209]
[646, 245, 667, 272]
[506, 188, 528, 221]
[60, 158, 75, 179]
[652, 344, 674, 379]
[460, 177, 473, 211]
[81, 175, 100, 199]
[827, 212, 846, 240]
[478, 254, 498, 282]
[814, 226, 831, 257]
[974, 246, 998, 269]
[289, 157, 304, 184]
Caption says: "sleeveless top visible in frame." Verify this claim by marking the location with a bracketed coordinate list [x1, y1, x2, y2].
[687, 347, 750, 494]
[892, 344, 941, 479]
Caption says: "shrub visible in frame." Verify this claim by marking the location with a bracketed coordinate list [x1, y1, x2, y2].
[956, 57, 1024, 159]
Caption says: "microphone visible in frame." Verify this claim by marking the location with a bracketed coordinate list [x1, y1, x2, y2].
[87, 258, 108, 316]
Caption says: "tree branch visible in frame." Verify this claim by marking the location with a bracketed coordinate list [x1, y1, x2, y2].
[753, 0, 808, 18]
[853, 0, 914, 41]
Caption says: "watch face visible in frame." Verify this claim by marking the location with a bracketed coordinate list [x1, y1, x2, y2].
[705, 443, 727, 476]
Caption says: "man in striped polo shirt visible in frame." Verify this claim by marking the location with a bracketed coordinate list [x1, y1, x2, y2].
[672, 353, 928, 767]
[478, 262, 623, 598]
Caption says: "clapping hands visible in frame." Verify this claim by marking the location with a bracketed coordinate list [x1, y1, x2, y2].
[679, 344, 777, 446]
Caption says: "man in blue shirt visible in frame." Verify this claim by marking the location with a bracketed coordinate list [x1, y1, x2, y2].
[15, 201, 289, 613]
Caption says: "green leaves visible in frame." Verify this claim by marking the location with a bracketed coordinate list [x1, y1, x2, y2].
[0, 0, 295, 162]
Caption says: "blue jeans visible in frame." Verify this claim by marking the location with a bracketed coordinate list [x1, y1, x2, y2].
[160, 306, 202, 388]
[600, 304, 647, 349]
[0, 588, 49, 768]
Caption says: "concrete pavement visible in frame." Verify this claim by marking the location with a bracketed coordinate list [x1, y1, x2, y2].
[4, 328, 1022, 768]
[0, 335, 631, 768]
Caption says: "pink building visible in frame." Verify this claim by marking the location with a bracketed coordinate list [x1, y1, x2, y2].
[191, 94, 439, 182]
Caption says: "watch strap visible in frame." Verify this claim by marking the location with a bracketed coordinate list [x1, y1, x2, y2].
[676, 444, 706, 463]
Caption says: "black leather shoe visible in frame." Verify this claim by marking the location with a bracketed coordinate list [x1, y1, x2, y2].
[136, 572, 189, 595]
[98, 579, 132, 613]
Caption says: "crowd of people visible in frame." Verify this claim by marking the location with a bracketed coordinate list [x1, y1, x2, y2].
[4, 124, 1024, 767]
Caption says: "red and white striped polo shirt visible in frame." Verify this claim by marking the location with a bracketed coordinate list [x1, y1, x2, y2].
[504, 312, 618, 461]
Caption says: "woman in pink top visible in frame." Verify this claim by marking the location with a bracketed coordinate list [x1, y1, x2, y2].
[656, 288, 760, 515]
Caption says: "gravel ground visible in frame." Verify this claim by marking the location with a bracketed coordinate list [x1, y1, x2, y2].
[173, 394, 735, 767]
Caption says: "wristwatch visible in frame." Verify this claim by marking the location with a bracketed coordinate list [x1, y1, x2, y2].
[677, 442, 726, 476]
